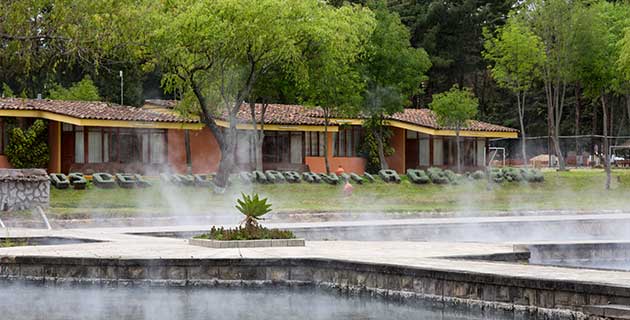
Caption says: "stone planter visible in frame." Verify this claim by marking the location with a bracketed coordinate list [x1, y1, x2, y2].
[189, 238, 305, 249]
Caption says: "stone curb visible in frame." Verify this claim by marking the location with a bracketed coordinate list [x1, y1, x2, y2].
[188, 238, 305, 249]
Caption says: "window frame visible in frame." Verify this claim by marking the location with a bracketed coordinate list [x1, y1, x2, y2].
[333, 126, 362, 157]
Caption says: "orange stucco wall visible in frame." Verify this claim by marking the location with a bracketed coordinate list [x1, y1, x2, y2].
[305, 132, 367, 174]
[47, 120, 61, 173]
[0, 156, 11, 169]
[385, 127, 405, 173]
[167, 128, 221, 174]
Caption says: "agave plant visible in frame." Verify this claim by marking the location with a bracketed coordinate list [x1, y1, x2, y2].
[235, 193, 272, 229]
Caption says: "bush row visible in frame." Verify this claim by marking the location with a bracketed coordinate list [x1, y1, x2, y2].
[48, 167, 544, 190]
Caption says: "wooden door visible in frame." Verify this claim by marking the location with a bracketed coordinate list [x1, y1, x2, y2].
[60, 131, 74, 173]
[405, 138, 419, 170]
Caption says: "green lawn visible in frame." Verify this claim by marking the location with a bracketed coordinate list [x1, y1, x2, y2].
[33, 168, 630, 220]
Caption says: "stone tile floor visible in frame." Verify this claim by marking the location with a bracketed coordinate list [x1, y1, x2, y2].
[2, 217, 630, 289]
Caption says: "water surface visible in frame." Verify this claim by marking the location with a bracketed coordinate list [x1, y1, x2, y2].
[0, 285, 516, 320]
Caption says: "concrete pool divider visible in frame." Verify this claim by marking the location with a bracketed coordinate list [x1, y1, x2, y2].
[189, 238, 305, 249]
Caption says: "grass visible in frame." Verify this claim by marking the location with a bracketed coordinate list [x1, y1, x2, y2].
[37, 168, 630, 220]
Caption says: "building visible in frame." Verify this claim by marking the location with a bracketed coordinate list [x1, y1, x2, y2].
[0, 98, 517, 174]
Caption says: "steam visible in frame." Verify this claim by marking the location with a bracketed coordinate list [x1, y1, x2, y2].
[0, 283, 509, 320]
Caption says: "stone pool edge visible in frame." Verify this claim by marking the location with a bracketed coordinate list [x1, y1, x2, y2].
[1, 255, 622, 319]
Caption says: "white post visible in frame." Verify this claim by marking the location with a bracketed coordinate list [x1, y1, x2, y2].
[119, 70, 124, 105]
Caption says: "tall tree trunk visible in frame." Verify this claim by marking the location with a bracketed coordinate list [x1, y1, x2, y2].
[544, 78, 567, 170]
[375, 116, 389, 170]
[184, 130, 192, 174]
[575, 82, 581, 159]
[517, 91, 528, 167]
[456, 125, 462, 173]
[323, 109, 330, 174]
[249, 101, 266, 172]
[214, 124, 237, 192]
[602, 92, 611, 190]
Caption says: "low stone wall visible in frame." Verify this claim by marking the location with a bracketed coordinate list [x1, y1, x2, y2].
[1, 256, 625, 318]
[0, 169, 49, 211]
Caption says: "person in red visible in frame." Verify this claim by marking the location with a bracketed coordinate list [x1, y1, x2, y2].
[343, 178, 353, 197]
[335, 165, 345, 176]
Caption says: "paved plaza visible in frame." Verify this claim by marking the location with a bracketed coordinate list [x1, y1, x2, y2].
[3, 215, 630, 290]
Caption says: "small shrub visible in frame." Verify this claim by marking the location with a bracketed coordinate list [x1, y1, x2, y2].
[427, 167, 449, 184]
[502, 167, 523, 182]
[490, 168, 504, 183]
[443, 169, 461, 184]
[471, 170, 485, 180]
[520, 168, 544, 183]
[5, 119, 49, 168]
[195, 226, 295, 241]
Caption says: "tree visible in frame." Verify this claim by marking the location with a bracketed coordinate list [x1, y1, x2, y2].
[521, 0, 576, 171]
[361, 1, 431, 170]
[429, 85, 479, 173]
[390, 0, 513, 105]
[48, 76, 101, 101]
[483, 16, 545, 167]
[299, 6, 376, 174]
[0, 1, 151, 104]
[1, 83, 14, 98]
[152, 0, 375, 186]
[574, 2, 630, 190]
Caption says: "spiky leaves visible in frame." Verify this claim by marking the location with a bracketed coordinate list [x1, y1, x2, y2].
[235, 193, 272, 229]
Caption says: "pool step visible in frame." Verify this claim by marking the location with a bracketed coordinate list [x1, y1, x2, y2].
[583, 304, 630, 319]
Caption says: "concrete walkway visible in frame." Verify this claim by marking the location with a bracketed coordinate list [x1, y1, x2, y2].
[2, 221, 630, 290]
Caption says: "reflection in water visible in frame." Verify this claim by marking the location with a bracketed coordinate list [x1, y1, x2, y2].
[0, 285, 517, 320]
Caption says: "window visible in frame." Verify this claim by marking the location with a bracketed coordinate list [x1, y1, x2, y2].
[236, 132, 254, 165]
[88, 128, 103, 163]
[71, 127, 166, 165]
[304, 131, 325, 157]
[150, 132, 166, 164]
[477, 139, 486, 166]
[74, 126, 85, 163]
[262, 131, 290, 163]
[290, 132, 303, 164]
[333, 126, 362, 157]
[433, 138, 443, 166]
[419, 135, 430, 166]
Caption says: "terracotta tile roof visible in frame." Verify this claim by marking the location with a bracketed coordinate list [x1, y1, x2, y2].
[223, 103, 327, 125]
[227, 103, 517, 133]
[389, 108, 518, 133]
[0, 98, 516, 133]
[0, 98, 196, 123]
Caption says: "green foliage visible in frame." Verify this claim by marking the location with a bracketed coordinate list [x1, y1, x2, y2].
[0, 238, 28, 248]
[360, 118, 393, 174]
[0, 1, 150, 100]
[152, 0, 376, 183]
[390, 0, 513, 95]
[195, 226, 295, 241]
[48, 76, 102, 101]
[429, 85, 479, 129]
[235, 193, 272, 228]
[483, 17, 545, 94]
[362, 1, 431, 116]
[5, 120, 49, 169]
[426, 167, 449, 185]
[471, 170, 485, 180]
[1, 83, 14, 98]
[489, 167, 544, 183]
